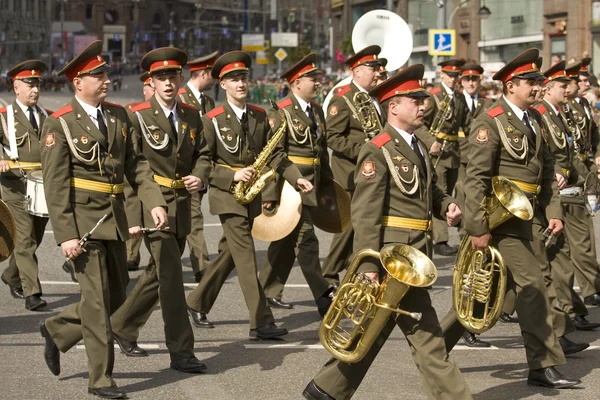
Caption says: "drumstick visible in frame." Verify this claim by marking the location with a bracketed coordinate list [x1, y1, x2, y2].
[6, 161, 42, 170]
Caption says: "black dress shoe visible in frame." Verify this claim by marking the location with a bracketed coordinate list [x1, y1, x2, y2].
[527, 366, 581, 388]
[572, 315, 600, 331]
[267, 297, 294, 309]
[559, 336, 589, 355]
[584, 293, 600, 306]
[62, 261, 78, 283]
[39, 320, 60, 376]
[194, 270, 204, 283]
[303, 380, 335, 400]
[25, 294, 47, 311]
[433, 242, 458, 256]
[1, 275, 24, 299]
[126, 262, 140, 271]
[499, 312, 519, 323]
[461, 331, 491, 348]
[113, 333, 148, 357]
[170, 357, 207, 373]
[316, 289, 335, 318]
[187, 306, 214, 328]
[249, 323, 288, 339]
[88, 386, 127, 399]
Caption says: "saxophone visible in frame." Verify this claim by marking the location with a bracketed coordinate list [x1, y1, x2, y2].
[232, 103, 287, 205]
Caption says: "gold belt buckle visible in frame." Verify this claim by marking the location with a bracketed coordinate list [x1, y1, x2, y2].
[112, 184, 119, 194]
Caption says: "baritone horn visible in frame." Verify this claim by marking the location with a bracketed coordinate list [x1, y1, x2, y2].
[453, 176, 534, 334]
[319, 244, 437, 363]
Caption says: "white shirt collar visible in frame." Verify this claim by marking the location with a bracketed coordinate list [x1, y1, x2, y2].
[293, 93, 310, 113]
[543, 99, 560, 116]
[441, 82, 454, 96]
[353, 81, 368, 93]
[15, 99, 35, 115]
[158, 101, 178, 133]
[227, 99, 247, 121]
[503, 95, 525, 121]
[75, 96, 106, 127]
[187, 83, 203, 103]
[389, 123, 423, 155]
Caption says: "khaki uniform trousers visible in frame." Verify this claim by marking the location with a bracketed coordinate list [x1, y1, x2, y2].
[45, 240, 128, 389]
[454, 162, 467, 236]
[1, 181, 48, 296]
[125, 236, 142, 266]
[441, 234, 566, 370]
[186, 192, 209, 276]
[111, 231, 194, 361]
[432, 164, 458, 244]
[186, 213, 274, 329]
[321, 190, 354, 286]
[313, 232, 471, 400]
[258, 207, 330, 301]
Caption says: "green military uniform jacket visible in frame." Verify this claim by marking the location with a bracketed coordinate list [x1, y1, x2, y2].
[178, 84, 216, 116]
[326, 81, 383, 191]
[125, 96, 206, 238]
[353, 123, 453, 273]
[577, 96, 600, 159]
[40, 98, 166, 244]
[464, 96, 561, 241]
[567, 98, 600, 169]
[200, 101, 303, 220]
[0, 101, 51, 194]
[416, 84, 469, 168]
[460, 95, 494, 165]
[262, 94, 333, 206]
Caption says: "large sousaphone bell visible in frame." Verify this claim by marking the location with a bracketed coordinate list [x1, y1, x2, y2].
[0, 199, 17, 262]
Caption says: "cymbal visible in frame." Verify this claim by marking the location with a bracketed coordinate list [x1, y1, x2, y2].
[252, 181, 302, 242]
[310, 177, 351, 233]
[0, 199, 17, 262]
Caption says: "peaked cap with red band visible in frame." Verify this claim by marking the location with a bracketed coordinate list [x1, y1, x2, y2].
[187, 51, 219, 72]
[461, 62, 483, 78]
[378, 58, 389, 74]
[439, 59, 465, 76]
[580, 57, 592, 77]
[565, 60, 582, 81]
[59, 40, 109, 81]
[492, 48, 544, 83]
[211, 51, 251, 80]
[140, 71, 151, 86]
[281, 52, 321, 83]
[543, 60, 569, 84]
[7, 60, 48, 83]
[345, 45, 382, 70]
[141, 47, 188, 75]
[369, 64, 428, 103]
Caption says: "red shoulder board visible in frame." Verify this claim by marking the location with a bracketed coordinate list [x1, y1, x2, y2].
[44, 108, 54, 115]
[51, 105, 73, 118]
[0, 107, 6, 114]
[430, 87, 442, 95]
[130, 102, 151, 112]
[206, 105, 224, 119]
[125, 102, 141, 110]
[177, 87, 186, 95]
[179, 102, 199, 110]
[535, 104, 547, 115]
[371, 132, 392, 148]
[103, 101, 124, 109]
[248, 104, 265, 113]
[311, 101, 321, 109]
[277, 98, 292, 108]
[335, 85, 351, 97]
[486, 106, 504, 118]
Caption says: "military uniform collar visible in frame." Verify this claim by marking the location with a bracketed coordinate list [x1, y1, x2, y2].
[293, 92, 310, 113]
[14, 98, 38, 116]
[389, 123, 418, 150]
[187, 83, 203, 102]
[503, 95, 526, 121]
[542, 98, 560, 116]
[352, 80, 369, 94]
[157, 98, 177, 119]
[463, 91, 478, 104]
[227, 99, 246, 121]
[75, 95, 107, 126]
[441, 82, 454, 96]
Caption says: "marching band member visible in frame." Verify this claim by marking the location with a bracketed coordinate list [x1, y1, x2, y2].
[178, 51, 219, 282]
[109, 47, 208, 373]
[303, 64, 471, 400]
[320, 45, 383, 286]
[39, 40, 168, 399]
[257, 53, 334, 315]
[185, 51, 312, 338]
[0, 60, 52, 310]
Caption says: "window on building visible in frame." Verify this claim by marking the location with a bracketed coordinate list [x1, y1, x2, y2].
[153, 12, 161, 28]
[551, 37, 566, 61]
[86, 4, 93, 19]
[54, 4, 61, 20]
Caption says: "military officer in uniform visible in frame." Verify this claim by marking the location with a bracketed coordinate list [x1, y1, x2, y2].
[0, 60, 52, 310]
[303, 64, 472, 400]
[321, 45, 383, 286]
[39, 40, 168, 399]
[441, 48, 581, 389]
[416, 59, 469, 256]
[376, 58, 388, 85]
[109, 47, 208, 374]
[185, 51, 313, 338]
[124, 71, 155, 272]
[178, 51, 218, 282]
[257, 53, 334, 314]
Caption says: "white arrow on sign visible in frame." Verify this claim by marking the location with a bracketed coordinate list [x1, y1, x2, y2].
[274, 48, 288, 61]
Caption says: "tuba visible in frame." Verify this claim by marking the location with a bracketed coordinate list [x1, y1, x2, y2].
[353, 91, 384, 139]
[232, 102, 287, 205]
[319, 244, 437, 363]
[453, 176, 533, 333]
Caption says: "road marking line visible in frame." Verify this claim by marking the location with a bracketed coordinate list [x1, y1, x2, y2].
[244, 343, 504, 350]
[76, 343, 160, 350]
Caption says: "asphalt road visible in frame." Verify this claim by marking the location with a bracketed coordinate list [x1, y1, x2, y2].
[1, 81, 600, 399]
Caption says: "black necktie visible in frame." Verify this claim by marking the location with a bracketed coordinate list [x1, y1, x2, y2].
[471, 98, 476, 115]
[168, 112, 178, 143]
[411, 135, 427, 173]
[199, 93, 204, 107]
[241, 112, 254, 151]
[306, 105, 317, 137]
[97, 109, 107, 137]
[28, 107, 39, 132]
[522, 112, 536, 145]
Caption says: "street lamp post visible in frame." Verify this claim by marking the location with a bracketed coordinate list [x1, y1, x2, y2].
[59, 0, 66, 65]
[169, 11, 175, 47]
[195, 2, 202, 56]
[132, 0, 140, 58]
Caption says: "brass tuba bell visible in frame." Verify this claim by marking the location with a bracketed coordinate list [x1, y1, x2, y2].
[453, 176, 533, 333]
[319, 244, 437, 363]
